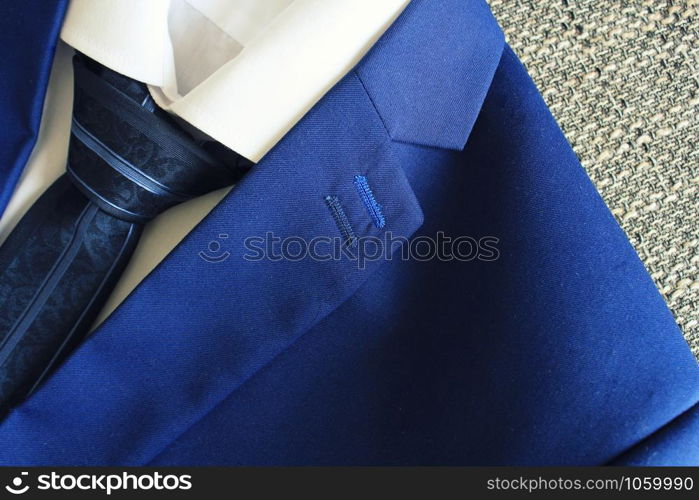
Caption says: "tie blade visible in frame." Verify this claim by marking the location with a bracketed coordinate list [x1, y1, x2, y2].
[0, 55, 246, 416]
[0, 175, 140, 414]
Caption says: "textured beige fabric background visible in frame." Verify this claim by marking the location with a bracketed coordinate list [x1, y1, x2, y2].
[488, 0, 699, 358]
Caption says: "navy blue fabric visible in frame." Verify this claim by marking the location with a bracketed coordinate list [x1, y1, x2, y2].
[356, 0, 503, 149]
[0, 0, 68, 216]
[0, 0, 697, 465]
[612, 401, 699, 465]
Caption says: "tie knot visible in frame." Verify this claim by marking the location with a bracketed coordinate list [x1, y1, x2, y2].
[66, 59, 238, 223]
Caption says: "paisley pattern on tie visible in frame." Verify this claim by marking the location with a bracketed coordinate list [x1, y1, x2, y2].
[0, 55, 249, 416]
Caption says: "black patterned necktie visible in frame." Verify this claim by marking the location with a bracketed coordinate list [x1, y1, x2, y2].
[0, 55, 250, 415]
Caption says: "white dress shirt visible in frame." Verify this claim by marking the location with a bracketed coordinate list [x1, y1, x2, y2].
[0, 0, 409, 325]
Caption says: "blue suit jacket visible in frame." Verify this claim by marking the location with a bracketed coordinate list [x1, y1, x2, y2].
[0, 0, 697, 465]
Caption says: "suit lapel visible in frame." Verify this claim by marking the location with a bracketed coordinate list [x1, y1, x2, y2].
[2, 71, 424, 464]
[0, 0, 505, 465]
[0, 0, 69, 217]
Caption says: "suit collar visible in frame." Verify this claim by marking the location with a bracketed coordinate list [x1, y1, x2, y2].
[0, 0, 504, 463]
[356, 0, 504, 150]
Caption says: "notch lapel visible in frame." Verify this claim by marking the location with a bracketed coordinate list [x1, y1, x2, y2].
[0, 71, 422, 464]
[0, 0, 506, 465]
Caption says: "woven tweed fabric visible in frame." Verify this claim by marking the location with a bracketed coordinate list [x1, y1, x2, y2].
[488, 0, 699, 358]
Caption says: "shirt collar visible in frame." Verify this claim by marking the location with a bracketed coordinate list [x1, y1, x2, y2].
[60, 0, 410, 162]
